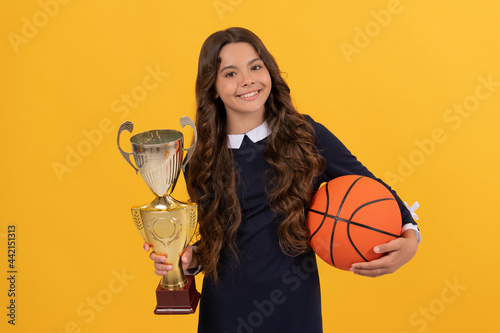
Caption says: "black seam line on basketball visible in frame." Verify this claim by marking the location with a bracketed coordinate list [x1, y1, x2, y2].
[309, 209, 400, 238]
[349, 198, 397, 222]
[329, 176, 363, 267]
[329, 215, 339, 267]
[309, 182, 331, 243]
[341, 177, 368, 263]
[349, 198, 400, 237]
[346, 219, 368, 262]
[313, 183, 337, 267]
[346, 197, 400, 261]
[337, 216, 400, 237]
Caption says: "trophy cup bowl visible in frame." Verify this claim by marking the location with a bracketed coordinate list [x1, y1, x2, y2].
[117, 116, 200, 314]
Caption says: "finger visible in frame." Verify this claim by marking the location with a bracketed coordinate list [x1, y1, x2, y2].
[351, 259, 387, 270]
[352, 267, 387, 278]
[154, 261, 172, 269]
[350, 255, 398, 277]
[149, 251, 168, 263]
[181, 246, 193, 264]
[154, 264, 173, 276]
[143, 242, 151, 252]
[154, 262, 173, 272]
[351, 256, 388, 270]
[374, 237, 403, 254]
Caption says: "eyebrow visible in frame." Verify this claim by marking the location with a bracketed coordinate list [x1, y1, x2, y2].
[219, 58, 262, 74]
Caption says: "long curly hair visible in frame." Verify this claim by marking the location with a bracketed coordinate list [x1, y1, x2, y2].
[187, 27, 325, 282]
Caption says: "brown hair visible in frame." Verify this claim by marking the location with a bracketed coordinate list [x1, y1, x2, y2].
[188, 27, 325, 282]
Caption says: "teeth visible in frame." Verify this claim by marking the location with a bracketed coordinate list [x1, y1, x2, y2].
[240, 90, 259, 98]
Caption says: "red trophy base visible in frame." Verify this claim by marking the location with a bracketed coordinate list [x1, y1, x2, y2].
[154, 275, 201, 315]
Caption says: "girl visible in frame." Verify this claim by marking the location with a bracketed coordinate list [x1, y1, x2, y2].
[144, 27, 419, 332]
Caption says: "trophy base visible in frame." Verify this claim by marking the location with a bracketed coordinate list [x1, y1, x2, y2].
[154, 275, 201, 315]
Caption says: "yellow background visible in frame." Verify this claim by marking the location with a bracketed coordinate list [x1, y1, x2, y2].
[1, 0, 499, 332]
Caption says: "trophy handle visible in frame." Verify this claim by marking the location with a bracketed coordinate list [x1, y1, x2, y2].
[117, 121, 139, 174]
[132, 209, 149, 244]
[180, 116, 197, 172]
[187, 205, 198, 245]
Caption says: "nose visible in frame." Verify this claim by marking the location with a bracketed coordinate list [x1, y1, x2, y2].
[241, 72, 255, 87]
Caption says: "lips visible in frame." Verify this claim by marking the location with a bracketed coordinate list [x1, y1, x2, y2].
[237, 89, 261, 100]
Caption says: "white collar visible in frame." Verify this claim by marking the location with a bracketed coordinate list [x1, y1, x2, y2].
[227, 121, 270, 149]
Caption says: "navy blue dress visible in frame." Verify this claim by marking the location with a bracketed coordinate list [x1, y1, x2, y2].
[196, 115, 417, 332]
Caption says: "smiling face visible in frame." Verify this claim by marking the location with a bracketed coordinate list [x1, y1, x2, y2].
[215, 42, 272, 132]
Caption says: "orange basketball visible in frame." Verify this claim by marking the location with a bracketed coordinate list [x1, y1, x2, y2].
[307, 175, 401, 271]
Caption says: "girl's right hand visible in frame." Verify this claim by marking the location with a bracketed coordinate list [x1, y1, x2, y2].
[143, 242, 171, 276]
[143, 243, 197, 276]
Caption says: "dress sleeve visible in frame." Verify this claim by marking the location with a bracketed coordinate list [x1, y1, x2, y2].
[305, 115, 420, 239]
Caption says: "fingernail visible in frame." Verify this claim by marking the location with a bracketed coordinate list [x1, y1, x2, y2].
[374, 246, 380, 253]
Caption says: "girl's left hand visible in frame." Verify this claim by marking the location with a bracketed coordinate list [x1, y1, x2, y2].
[349, 229, 418, 277]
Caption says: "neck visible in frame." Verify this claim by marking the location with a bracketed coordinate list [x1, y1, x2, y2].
[226, 111, 265, 134]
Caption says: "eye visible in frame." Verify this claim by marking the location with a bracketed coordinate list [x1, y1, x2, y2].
[225, 71, 236, 77]
[251, 65, 262, 71]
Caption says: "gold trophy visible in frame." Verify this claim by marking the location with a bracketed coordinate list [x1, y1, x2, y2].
[117, 116, 200, 314]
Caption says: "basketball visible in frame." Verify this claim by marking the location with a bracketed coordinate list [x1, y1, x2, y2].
[307, 175, 402, 271]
